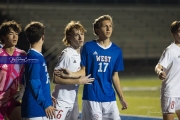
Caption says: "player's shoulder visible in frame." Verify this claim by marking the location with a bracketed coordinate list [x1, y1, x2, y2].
[15, 48, 26, 56]
[59, 47, 73, 58]
[111, 42, 122, 51]
[164, 43, 176, 52]
[61, 47, 75, 55]
[63, 47, 72, 52]
[160, 43, 177, 58]
[26, 49, 43, 61]
[0, 48, 6, 55]
[167, 43, 174, 49]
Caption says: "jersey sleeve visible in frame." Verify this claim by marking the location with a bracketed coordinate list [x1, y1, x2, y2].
[54, 51, 70, 70]
[113, 49, 124, 72]
[27, 60, 50, 109]
[158, 48, 172, 69]
[29, 78, 51, 109]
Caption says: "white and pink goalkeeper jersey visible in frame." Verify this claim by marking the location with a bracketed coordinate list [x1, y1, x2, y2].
[0, 47, 26, 106]
[159, 43, 180, 97]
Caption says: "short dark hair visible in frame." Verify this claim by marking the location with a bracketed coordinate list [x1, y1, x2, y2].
[93, 15, 113, 36]
[0, 20, 21, 42]
[24, 21, 45, 44]
[170, 21, 180, 34]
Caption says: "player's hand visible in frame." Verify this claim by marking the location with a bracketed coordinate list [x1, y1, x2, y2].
[54, 69, 62, 77]
[13, 91, 23, 101]
[120, 99, 128, 110]
[13, 84, 25, 101]
[158, 71, 166, 80]
[45, 106, 58, 119]
[54, 68, 72, 78]
[78, 74, 94, 84]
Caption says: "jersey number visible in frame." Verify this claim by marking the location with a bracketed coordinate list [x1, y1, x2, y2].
[98, 62, 108, 72]
[46, 73, 50, 84]
[171, 101, 175, 109]
[56, 110, 63, 119]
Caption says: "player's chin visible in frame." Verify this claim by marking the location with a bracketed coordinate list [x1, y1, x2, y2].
[79, 43, 84, 47]
[104, 35, 111, 39]
[12, 42, 18, 46]
[9, 43, 17, 47]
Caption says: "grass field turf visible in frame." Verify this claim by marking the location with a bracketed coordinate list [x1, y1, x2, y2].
[50, 75, 177, 119]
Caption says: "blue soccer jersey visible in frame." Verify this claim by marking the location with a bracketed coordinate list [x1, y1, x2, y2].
[81, 40, 124, 102]
[21, 49, 52, 118]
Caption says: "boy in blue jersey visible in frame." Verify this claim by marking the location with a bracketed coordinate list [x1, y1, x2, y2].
[57, 15, 128, 120]
[21, 21, 57, 120]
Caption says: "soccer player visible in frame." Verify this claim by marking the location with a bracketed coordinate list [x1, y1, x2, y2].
[155, 21, 180, 120]
[0, 20, 26, 120]
[21, 21, 56, 120]
[58, 15, 128, 120]
[52, 21, 94, 120]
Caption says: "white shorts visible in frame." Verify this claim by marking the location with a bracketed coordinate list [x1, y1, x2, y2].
[81, 100, 120, 120]
[55, 101, 79, 120]
[22, 117, 55, 120]
[161, 96, 180, 113]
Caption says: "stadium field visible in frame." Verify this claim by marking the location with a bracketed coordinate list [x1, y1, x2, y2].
[50, 75, 178, 119]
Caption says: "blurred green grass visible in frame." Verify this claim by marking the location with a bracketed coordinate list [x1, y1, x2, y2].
[118, 76, 161, 117]
[51, 75, 167, 118]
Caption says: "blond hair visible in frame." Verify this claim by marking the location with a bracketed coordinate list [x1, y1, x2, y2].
[93, 15, 113, 36]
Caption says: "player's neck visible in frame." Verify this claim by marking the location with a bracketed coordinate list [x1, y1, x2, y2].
[176, 43, 180, 47]
[175, 41, 180, 47]
[30, 38, 43, 52]
[3, 46, 16, 56]
[76, 48, 81, 53]
[30, 43, 42, 53]
[70, 45, 81, 53]
[97, 38, 111, 47]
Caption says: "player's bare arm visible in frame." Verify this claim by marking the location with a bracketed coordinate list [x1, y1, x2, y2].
[53, 69, 94, 85]
[53, 66, 95, 85]
[155, 64, 166, 80]
[54, 66, 86, 78]
[112, 72, 128, 110]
